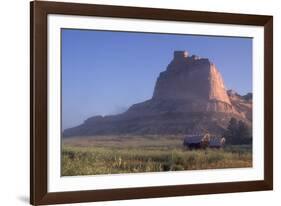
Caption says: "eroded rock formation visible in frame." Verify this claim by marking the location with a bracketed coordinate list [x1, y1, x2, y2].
[63, 51, 251, 137]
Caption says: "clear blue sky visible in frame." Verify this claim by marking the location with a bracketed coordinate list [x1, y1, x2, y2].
[62, 29, 252, 130]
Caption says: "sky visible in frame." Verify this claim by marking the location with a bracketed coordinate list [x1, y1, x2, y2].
[62, 29, 252, 130]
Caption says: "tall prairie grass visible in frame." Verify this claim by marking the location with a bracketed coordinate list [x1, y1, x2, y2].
[62, 135, 252, 176]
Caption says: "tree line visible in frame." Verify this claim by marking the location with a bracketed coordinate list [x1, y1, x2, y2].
[224, 117, 252, 145]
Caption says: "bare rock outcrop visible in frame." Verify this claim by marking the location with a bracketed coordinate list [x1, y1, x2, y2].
[227, 90, 252, 121]
[152, 51, 235, 113]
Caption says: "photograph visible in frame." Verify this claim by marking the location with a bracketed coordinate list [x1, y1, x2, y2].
[29, 1, 273, 204]
[61, 29, 253, 176]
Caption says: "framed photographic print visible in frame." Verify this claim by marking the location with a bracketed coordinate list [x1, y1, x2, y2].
[30, 1, 273, 205]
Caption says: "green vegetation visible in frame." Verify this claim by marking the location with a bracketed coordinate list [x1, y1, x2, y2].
[62, 135, 252, 176]
[224, 118, 252, 145]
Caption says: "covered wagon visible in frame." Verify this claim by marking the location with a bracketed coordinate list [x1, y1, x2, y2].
[183, 134, 226, 149]
[183, 134, 211, 149]
[209, 137, 226, 149]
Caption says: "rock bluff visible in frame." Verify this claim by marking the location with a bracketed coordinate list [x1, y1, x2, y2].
[63, 50, 251, 137]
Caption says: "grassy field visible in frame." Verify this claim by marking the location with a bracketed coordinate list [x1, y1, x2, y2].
[62, 135, 252, 176]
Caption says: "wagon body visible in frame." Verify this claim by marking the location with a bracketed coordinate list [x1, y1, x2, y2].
[183, 134, 225, 149]
[183, 134, 210, 149]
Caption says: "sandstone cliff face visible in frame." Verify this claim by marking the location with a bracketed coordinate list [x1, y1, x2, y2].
[228, 90, 252, 121]
[63, 51, 251, 137]
[209, 63, 231, 104]
[152, 51, 235, 113]
[154, 51, 230, 102]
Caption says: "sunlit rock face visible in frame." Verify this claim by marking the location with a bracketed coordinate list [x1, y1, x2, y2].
[227, 90, 252, 121]
[152, 51, 234, 113]
[63, 51, 251, 137]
